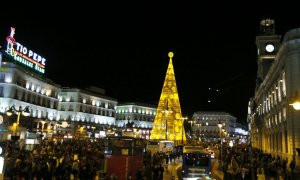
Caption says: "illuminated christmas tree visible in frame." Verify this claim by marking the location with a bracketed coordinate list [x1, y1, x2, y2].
[150, 52, 186, 144]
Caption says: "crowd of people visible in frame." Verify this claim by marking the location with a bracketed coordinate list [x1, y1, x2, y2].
[2, 139, 106, 180]
[1, 138, 182, 180]
[137, 150, 181, 180]
[221, 145, 298, 180]
[3, 137, 299, 180]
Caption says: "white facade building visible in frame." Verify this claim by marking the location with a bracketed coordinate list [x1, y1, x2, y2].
[192, 111, 248, 143]
[0, 60, 117, 139]
[116, 103, 156, 139]
[249, 19, 300, 167]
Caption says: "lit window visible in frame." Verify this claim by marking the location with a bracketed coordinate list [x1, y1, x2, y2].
[283, 108, 286, 121]
[46, 89, 51, 96]
[4, 74, 12, 83]
[26, 82, 30, 89]
[282, 71, 286, 97]
[66, 97, 70, 102]
[278, 112, 281, 123]
[278, 80, 281, 102]
[41, 88, 45, 95]
[31, 84, 35, 91]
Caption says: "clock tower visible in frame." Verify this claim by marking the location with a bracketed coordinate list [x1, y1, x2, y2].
[255, 18, 281, 88]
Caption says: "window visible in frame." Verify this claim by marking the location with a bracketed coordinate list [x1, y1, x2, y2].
[278, 80, 281, 102]
[274, 86, 277, 104]
[0, 73, 5, 82]
[69, 105, 74, 111]
[37, 96, 41, 105]
[282, 71, 286, 97]
[282, 108, 286, 121]
[278, 112, 281, 123]
[14, 89, 18, 99]
[270, 93, 273, 108]
[30, 94, 35, 103]
[0, 86, 3, 97]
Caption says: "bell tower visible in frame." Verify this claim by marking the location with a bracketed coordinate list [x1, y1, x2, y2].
[255, 18, 281, 88]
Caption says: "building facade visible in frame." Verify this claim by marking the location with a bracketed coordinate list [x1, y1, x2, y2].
[115, 103, 156, 139]
[192, 111, 248, 144]
[0, 61, 117, 140]
[0, 26, 120, 141]
[248, 19, 300, 166]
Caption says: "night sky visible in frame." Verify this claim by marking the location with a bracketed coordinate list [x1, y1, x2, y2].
[1, 2, 300, 123]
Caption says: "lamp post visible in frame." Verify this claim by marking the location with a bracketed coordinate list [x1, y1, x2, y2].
[91, 126, 96, 139]
[39, 120, 46, 139]
[217, 121, 223, 171]
[290, 91, 300, 110]
[188, 120, 195, 139]
[195, 122, 201, 141]
[162, 109, 172, 140]
[6, 105, 30, 139]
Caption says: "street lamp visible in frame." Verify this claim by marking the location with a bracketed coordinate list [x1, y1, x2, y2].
[91, 126, 96, 139]
[162, 109, 172, 140]
[188, 120, 195, 138]
[290, 91, 300, 110]
[39, 120, 47, 139]
[217, 121, 223, 171]
[195, 122, 201, 141]
[6, 105, 30, 138]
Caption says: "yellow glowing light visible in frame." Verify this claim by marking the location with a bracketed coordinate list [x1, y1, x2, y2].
[290, 101, 300, 110]
[150, 52, 186, 144]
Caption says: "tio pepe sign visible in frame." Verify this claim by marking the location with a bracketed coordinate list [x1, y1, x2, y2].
[5, 27, 46, 74]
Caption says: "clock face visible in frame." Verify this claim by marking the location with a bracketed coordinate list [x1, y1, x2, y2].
[265, 44, 275, 52]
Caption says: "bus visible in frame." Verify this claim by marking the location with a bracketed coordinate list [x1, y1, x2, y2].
[146, 140, 175, 154]
[182, 146, 212, 180]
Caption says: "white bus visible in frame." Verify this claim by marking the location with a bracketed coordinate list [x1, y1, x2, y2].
[146, 140, 175, 154]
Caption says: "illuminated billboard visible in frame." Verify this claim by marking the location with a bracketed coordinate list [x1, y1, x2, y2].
[5, 27, 46, 74]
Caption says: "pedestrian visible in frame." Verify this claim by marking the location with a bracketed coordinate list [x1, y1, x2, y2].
[165, 154, 169, 164]
[289, 159, 295, 177]
[158, 164, 164, 180]
[282, 158, 287, 175]
[136, 167, 143, 179]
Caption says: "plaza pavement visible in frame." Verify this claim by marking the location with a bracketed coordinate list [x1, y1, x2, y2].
[211, 159, 224, 180]
[163, 157, 182, 180]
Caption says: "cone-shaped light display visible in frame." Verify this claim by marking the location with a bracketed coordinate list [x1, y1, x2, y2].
[150, 52, 186, 144]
